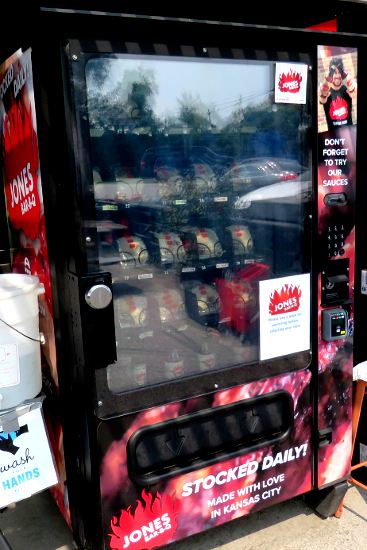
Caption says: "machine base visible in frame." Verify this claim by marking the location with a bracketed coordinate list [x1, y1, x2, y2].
[305, 481, 349, 518]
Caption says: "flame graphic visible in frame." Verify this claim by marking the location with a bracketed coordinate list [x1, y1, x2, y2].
[109, 490, 179, 550]
[278, 70, 302, 93]
[2, 94, 41, 239]
[330, 96, 348, 120]
[269, 284, 302, 315]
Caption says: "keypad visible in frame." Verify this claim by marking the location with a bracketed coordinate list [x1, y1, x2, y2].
[327, 224, 345, 258]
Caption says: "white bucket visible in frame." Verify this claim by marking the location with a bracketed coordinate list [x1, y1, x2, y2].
[0, 274, 44, 410]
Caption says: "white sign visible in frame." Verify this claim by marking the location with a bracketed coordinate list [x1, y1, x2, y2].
[0, 404, 58, 507]
[0, 344, 20, 388]
[259, 274, 310, 361]
[274, 63, 308, 104]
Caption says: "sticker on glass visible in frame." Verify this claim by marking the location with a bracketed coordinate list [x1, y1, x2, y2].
[275, 63, 308, 104]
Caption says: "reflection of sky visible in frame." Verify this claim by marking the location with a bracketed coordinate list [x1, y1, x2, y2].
[107, 56, 273, 125]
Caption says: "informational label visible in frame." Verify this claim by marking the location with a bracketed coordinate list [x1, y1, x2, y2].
[214, 196, 228, 203]
[0, 406, 58, 507]
[259, 274, 310, 361]
[0, 344, 20, 388]
[274, 63, 308, 104]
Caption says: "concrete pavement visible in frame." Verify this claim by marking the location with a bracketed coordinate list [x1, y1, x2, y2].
[0, 484, 366, 550]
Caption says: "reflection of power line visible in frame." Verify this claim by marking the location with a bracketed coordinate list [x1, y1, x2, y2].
[210, 90, 273, 112]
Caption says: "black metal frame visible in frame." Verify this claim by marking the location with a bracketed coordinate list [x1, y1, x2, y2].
[58, 32, 316, 418]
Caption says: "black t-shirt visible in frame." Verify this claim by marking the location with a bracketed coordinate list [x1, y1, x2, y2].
[323, 85, 353, 130]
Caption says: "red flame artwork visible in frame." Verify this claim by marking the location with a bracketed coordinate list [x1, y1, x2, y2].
[330, 96, 348, 121]
[2, 98, 41, 240]
[278, 70, 302, 93]
[109, 490, 179, 550]
[269, 284, 302, 315]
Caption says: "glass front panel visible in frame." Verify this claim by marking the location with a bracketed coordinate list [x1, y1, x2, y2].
[84, 53, 311, 393]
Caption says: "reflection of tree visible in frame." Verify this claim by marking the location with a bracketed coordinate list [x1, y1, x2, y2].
[225, 100, 302, 136]
[86, 58, 114, 89]
[86, 59, 307, 167]
[86, 62, 158, 132]
[221, 99, 306, 158]
[178, 93, 209, 132]
[128, 79, 155, 128]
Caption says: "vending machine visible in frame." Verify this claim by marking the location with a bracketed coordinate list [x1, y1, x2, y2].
[2, 8, 362, 550]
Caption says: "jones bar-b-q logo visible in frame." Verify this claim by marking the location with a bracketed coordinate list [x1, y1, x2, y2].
[278, 70, 302, 93]
[109, 490, 179, 550]
[330, 96, 349, 121]
[269, 285, 302, 315]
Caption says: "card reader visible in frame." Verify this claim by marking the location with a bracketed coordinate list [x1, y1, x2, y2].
[322, 309, 348, 341]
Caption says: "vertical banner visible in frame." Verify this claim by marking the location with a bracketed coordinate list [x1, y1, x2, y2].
[317, 45, 357, 487]
[0, 50, 69, 523]
[0, 49, 54, 367]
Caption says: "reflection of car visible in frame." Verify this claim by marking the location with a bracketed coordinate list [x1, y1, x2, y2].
[189, 147, 233, 177]
[140, 145, 233, 179]
[234, 171, 311, 209]
[153, 154, 187, 181]
[234, 173, 312, 275]
[221, 157, 306, 191]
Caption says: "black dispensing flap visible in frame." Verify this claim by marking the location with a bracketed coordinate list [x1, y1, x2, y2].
[127, 390, 293, 486]
[321, 259, 350, 306]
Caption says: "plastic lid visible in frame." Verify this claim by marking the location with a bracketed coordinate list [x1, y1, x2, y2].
[0, 273, 40, 299]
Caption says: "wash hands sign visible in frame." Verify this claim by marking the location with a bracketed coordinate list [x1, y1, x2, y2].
[0, 403, 58, 507]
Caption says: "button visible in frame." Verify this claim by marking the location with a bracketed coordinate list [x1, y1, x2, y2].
[339, 248, 345, 256]
[85, 284, 113, 309]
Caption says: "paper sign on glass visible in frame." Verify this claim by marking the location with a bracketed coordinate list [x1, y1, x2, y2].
[259, 274, 310, 361]
[275, 63, 308, 104]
